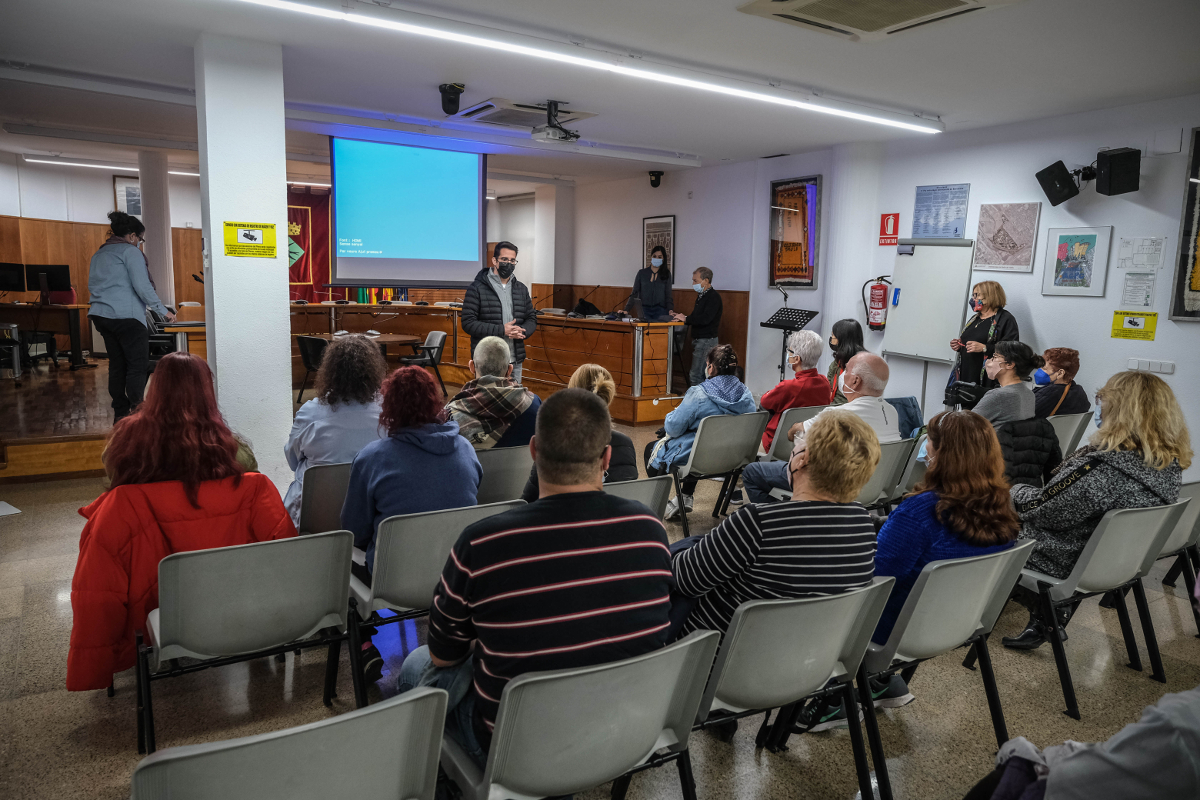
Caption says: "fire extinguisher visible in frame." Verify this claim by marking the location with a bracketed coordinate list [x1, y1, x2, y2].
[862, 276, 892, 331]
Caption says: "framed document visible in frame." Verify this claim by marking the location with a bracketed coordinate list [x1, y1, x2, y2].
[1170, 126, 1200, 321]
[113, 175, 142, 218]
[769, 176, 821, 288]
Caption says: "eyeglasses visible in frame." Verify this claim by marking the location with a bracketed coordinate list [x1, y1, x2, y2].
[497, 258, 518, 265]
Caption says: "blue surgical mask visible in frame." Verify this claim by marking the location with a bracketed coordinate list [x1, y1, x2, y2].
[650, 257, 663, 268]
[1033, 368, 1052, 386]
[1094, 401, 1102, 427]
[693, 283, 703, 293]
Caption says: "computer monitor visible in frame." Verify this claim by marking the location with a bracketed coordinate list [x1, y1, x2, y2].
[24, 264, 72, 294]
[0, 263, 24, 293]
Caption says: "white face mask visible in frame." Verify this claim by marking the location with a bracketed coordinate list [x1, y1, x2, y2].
[650, 257, 663, 268]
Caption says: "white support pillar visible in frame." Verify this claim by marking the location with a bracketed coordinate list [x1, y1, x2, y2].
[195, 34, 293, 488]
[822, 142, 885, 344]
[137, 151, 175, 306]
[532, 185, 557, 289]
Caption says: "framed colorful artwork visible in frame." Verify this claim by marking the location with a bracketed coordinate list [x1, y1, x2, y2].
[642, 215, 675, 275]
[769, 175, 821, 288]
[1169, 126, 1200, 321]
[1041, 226, 1112, 297]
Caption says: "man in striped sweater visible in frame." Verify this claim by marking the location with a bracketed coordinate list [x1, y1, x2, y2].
[397, 388, 673, 767]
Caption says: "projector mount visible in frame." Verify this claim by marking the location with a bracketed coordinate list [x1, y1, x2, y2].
[531, 100, 581, 143]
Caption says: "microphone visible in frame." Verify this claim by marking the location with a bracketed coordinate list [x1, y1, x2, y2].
[611, 291, 635, 313]
[192, 273, 204, 285]
[776, 284, 789, 306]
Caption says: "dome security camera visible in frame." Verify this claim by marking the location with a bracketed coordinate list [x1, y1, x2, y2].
[439, 83, 465, 116]
[649, 171, 664, 188]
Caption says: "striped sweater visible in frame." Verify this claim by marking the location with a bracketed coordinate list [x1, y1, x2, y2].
[426, 492, 673, 734]
[672, 501, 877, 637]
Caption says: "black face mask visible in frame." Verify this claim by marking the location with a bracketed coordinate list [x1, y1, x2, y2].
[828, 337, 837, 352]
[496, 261, 516, 280]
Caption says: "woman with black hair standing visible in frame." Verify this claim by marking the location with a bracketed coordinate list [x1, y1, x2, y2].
[826, 318, 866, 406]
[626, 244, 674, 321]
[88, 211, 174, 422]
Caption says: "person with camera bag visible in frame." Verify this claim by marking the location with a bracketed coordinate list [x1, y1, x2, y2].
[946, 280, 1018, 409]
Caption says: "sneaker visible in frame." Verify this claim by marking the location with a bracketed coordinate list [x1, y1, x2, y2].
[664, 494, 694, 520]
[797, 696, 862, 733]
[871, 674, 915, 708]
[361, 642, 384, 683]
[727, 488, 745, 507]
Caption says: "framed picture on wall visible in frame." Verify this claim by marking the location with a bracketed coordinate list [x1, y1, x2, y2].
[113, 175, 142, 219]
[973, 202, 1041, 272]
[769, 175, 821, 288]
[643, 215, 675, 275]
[1169, 126, 1200, 321]
[1041, 226, 1113, 297]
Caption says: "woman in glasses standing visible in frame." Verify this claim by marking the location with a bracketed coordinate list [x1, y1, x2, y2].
[88, 211, 175, 422]
[948, 280, 1019, 409]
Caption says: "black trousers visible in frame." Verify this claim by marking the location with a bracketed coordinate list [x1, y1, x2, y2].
[90, 316, 149, 419]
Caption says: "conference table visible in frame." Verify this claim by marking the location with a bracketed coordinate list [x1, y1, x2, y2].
[303, 332, 421, 359]
[0, 302, 91, 369]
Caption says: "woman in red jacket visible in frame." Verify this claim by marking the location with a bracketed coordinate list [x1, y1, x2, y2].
[68, 353, 295, 691]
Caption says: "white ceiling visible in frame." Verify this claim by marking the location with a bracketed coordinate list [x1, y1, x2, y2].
[2, 0, 1199, 181]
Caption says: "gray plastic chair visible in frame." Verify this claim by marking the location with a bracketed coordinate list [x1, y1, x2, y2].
[603, 476, 673, 520]
[137, 531, 364, 754]
[400, 330, 449, 396]
[297, 462, 353, 536]
[1047, 410, 1094, 456]
[857, 541, 1036, 800]
[694, 579, 894, 800]
[769, 438, 916, 508]
[476, 445, 535, 505]
[441, 630, 720, 800]
[672, 411, 769, 535]
[889, 433, 928, 504]
[130, 687, 447, 800]
[763, 405, 829, 462]
[1156, 483, 1200, 635]
[1017, 501, 1190, 720]
[350, 500, 525, 624]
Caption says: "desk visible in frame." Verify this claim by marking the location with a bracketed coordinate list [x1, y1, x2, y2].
[0, 303, 91, 369]
[164, 324, 208, 361]
[301, 332, 421, 358]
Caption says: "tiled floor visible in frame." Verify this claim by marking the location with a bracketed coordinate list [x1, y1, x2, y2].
[1, 424, 1198, 799]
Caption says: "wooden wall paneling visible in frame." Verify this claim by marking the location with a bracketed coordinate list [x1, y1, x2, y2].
[171, 228, 205, 306]
[21, 218, 84, 351]
[0, 216, 37, 303]
[407, 288, 464, 304]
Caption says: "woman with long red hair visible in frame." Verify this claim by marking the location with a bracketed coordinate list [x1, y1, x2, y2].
[69, 352, 294, 692]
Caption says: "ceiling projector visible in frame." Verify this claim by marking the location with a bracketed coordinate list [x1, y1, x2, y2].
[531, 125, 575, 143]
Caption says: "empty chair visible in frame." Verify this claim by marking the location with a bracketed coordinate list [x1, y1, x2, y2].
[763, 404, 828, 462]
[136, 531, 364, 754]
[856, 542, 1035, 800]
[890, 433, 928, 505]
[475, 445, 535, 505]
[671, 411, 769, 536]
[295, 335, 328, 404]
[1047, 410, 1094, 456]
[603, 475, 673, 520]
[1157, 482, 1200, 635]
[440, 631, 720, 800]
[130, 687, 447, 800]
[399, 330, 449, 396]
[350, 500, 526, 626]
[1015, 501, 1189, 720]
[771, 438, 916, 509]
[296, 462, 353, 535]
[695, 579, 894, 800]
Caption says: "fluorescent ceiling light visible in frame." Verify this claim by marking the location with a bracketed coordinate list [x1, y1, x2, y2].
[236, 0, 941, 134]
[22, 157, 200, 176]
[289, 180, 331, 187]
[169, 170, 201, 176]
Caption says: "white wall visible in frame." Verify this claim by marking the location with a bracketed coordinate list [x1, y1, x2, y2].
[495, 194, 535, 279]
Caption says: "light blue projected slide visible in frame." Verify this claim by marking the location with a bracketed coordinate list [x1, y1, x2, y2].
[332, 138, 482, 285]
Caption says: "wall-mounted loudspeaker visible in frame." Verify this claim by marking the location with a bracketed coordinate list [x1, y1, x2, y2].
[1035, 160, 1079, 207]
[1096, 148, 1141, 197]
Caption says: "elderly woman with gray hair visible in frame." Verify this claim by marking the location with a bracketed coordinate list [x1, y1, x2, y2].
[758, 329, 832, 451]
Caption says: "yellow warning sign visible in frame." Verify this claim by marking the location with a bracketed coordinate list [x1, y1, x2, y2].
[223, 221, 277, 258]
[1111, 310, 1158, 341]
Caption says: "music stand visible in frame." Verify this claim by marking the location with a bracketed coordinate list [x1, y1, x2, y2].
[760, 308, 819, 382]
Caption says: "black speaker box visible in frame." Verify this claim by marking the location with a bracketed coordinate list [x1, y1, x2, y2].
[1036, 160, 1079, 207]
[1097, 148, 1140, 196]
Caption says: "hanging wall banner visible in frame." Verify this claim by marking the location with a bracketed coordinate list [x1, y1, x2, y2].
[223, 221, 277, 258]
[1111, 310, 1158, 340]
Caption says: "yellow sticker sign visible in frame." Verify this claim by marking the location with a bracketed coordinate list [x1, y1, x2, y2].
[223, 221, 277, 258]
[1111, 310, 1158, 341]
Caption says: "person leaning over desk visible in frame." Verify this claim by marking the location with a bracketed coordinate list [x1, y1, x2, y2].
[671, 266, 723, 386]
[626, 245, 674, 321]
[948, 280, 1019, 409]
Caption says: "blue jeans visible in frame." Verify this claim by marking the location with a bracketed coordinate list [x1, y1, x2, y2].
[397, 646, 487, 768]
[511, 362, 523, 385]
[741, 460, 790, 504]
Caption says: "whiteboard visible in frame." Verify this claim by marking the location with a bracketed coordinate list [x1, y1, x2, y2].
[880, 240, 975, 365]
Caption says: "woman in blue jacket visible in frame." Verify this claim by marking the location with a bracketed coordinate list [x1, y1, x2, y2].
[645, 344, 756, 519]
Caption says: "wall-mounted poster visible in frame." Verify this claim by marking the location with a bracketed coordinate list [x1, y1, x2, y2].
[643, 215, 675, 276]
[1169, 126, 1200, 321]
[973, 202, 1041, 272]
[912, 183, 969, 238]
[769, 175, 821, 288]
[113, 175, 142, 218]
[1041, 226, 1113, 297]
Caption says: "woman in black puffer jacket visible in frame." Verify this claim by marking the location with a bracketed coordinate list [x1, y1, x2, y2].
[996, 417, 1062, 487]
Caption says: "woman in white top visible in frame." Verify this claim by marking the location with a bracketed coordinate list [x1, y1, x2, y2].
[284, 334, 388, 525]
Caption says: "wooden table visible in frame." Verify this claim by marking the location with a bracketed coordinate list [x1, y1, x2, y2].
[301, 332, 421, 358]
[0, 303, 91, 369]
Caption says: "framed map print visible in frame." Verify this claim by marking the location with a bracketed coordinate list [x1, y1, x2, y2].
[1041, 226, 1112, 297]
[973, 202, 1041, 272]
[769, 175, 821, 288]
[1170, 126, 1200, 321]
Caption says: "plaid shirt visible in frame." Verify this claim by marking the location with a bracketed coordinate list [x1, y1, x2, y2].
[445, 375, 535, 449]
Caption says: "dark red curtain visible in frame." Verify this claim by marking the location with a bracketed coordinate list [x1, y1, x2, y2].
[287, 191, 349, 302]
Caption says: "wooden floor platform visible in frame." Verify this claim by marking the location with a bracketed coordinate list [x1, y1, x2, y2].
[0, 358, 111, 482]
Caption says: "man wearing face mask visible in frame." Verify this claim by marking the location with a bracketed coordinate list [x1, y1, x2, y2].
[462, 241, 537, 384]
[671, 267, 723, 386]
[626, 245, 673, 321]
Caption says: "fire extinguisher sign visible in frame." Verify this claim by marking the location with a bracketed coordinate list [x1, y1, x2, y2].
[879, 213, 899, 246]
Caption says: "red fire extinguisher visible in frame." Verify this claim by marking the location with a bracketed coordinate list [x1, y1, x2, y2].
[862, 276, 892, 331]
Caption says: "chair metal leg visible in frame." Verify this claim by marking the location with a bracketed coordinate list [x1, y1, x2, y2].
[1039, 585, 1079, 720]
[1162, 552, 1185, 587]
[675, 749, 699, 800]
[961, 642, 979, 671]
[856, 665, 893, 800]
[135, 632, 146, 754]
[432, 362, 447, 397]
[974, 635, 1009, 748]
[610, 773, 633, 800]
[296, 370, 310, 404]
[753, 708, 774, 749]
[1112, 582, 1143, 671]
[323, 640, 341, 706]
[712, 473, 733, 518]
[1178, 545, 1200, 638]
[719, 469, 742, 516]
[1131, 578, 1166, 683]
[346, 599, 369, 708]
[138, 635, 157, 753]
[842, 682, 875, 800]
[673, 471, 690, 537]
